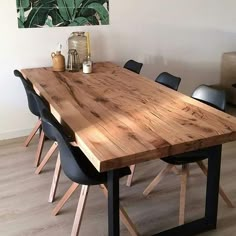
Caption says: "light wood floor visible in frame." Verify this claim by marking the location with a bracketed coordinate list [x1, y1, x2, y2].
[0, 132, 236, 235]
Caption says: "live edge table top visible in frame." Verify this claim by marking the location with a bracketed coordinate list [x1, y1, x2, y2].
[21, 62, 236, 172]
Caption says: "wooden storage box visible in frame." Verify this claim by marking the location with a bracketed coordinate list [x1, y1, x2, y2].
[221, 52, 236, 105]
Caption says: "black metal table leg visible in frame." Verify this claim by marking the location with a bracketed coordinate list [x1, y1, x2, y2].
[152, 145, 222, 236]
[108, 170, 120, 236]
[106, 145, 221, 236]
[204, 145, 222, 226]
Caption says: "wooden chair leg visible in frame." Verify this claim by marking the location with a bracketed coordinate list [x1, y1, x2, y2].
[171, 165, 180, 175]
[24, 119, 42, 147]
[34, 131, 45, 167]
[126, 165, 136, 187]
[143, 164, 174, 196]
[71, 185, 89, 236]
[48, 153, 61, 203]
[35, 142, 58, 174]
[186, 164, 190, 177]
[179, 164, 188, 225]
[52, 182, 79, 216]
[100, 184, 139, 236]
[197, 161, 234, 208]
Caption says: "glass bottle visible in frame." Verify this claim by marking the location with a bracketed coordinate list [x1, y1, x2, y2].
[83, 54, 93, 74]
[67, 49, 79, 72]
[68, 32, 88, 68]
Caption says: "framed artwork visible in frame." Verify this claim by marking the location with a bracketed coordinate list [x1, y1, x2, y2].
[16, 0, 109, 28]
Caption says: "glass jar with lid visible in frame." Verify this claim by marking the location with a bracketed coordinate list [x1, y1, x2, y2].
[68, 32, 88, 68]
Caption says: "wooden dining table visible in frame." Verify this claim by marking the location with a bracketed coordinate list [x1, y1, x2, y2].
[22, 62, 236, 236]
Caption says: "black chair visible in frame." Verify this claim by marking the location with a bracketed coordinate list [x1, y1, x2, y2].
[192, 84, 226, 111]
[29, 90, 74, 202]
[15, 71, 67, 202]
[123, 60, 143, 74]
[14, 70, 45, 167]
[40, 108, 138, 236]
[143, 85, 234, 225]
[155, 72, 181, 91]
[126, 72, 182, 187]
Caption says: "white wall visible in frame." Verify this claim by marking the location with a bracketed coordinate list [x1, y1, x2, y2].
[1, 0, 236, 140]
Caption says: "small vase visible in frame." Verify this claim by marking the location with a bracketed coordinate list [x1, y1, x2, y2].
[51, 51, 65, 72]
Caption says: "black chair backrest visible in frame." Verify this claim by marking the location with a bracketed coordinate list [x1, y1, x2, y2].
[40, 108, 105, 185]
[28, 90, 60, 141]
[29, 90, 48, 113]
[123, 60, 143, 74]
[14, 70, 39, 117]
[155, 72, 181, 91]
[191, 85, 226, 111]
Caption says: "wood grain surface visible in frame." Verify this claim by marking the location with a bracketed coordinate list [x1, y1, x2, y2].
[21, 62, 236, 172]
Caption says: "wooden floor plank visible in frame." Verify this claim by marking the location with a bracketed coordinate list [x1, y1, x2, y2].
[0, 129, 236, 235]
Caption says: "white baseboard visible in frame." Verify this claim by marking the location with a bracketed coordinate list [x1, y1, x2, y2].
[0, 128, 34, 141]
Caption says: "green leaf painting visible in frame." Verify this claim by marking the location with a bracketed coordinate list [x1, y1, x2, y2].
[16, 0, 109, 28]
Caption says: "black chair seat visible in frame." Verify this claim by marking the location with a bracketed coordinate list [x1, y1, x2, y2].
[64, 145, 131, 185]
[162, 147, 210, 165]
[41, 109, 131, 186]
